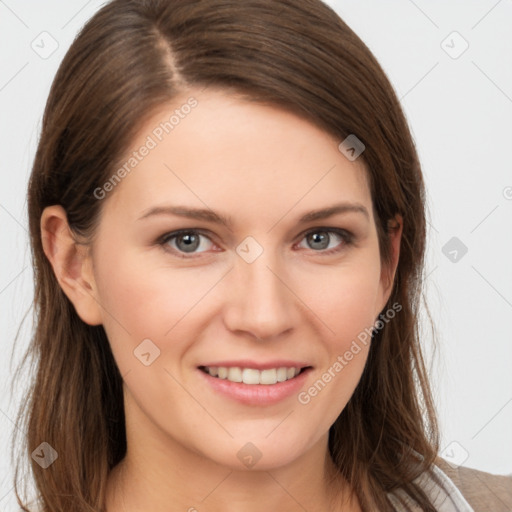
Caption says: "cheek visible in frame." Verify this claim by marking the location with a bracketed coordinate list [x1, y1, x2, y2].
[296, 254, 382, 343]
[292, 258, 380, 419]
[93, 247, 223, 369]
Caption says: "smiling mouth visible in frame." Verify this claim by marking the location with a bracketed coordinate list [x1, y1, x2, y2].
[199, 366, 310, 385]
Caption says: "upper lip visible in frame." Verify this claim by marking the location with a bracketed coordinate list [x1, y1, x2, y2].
[198, 360, 312, 370]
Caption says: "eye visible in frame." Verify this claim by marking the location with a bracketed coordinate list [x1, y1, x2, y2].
[159, 229, 216, 257]
[157, 227, 353, 259]
[296, 228, 353, 254]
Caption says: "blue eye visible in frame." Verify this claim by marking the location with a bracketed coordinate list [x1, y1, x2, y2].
[298, 228, 353, 254]
[158, 227, 353, 258]
[159, 230, 215, 257]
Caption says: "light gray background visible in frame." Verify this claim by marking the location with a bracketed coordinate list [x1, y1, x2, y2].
[1, 0, 511, 509]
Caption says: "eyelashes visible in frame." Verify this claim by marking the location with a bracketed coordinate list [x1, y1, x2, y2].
[159, 229, 215, 257]
[296, 228, 353, 254]
[157, 227, 354, 259]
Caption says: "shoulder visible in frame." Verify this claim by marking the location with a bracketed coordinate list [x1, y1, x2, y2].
[434, 456, 512, 512]
[387, 456, 512, 511]
[388, 457, 474, 511]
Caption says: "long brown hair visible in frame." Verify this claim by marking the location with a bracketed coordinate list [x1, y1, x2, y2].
[12, 0, 442, 510]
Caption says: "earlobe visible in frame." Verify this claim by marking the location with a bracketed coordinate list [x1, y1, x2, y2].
[40, 205, 103, 326]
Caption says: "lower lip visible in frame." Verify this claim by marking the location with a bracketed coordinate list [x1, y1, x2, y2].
[198, 368, 311, 406]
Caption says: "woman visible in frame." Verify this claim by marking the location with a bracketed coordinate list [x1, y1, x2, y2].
[10, 0, 511, 510]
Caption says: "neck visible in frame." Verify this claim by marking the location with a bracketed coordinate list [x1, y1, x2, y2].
[105, 390, 360, 512]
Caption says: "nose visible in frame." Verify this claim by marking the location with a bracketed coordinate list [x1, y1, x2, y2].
[223, 250, 299, 340]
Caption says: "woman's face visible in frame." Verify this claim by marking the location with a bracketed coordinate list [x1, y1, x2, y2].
[81, 88, 400, 470]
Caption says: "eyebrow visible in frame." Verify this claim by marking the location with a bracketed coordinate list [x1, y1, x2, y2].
[137, 201, 369, 227]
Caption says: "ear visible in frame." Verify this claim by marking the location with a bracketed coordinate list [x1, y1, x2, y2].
[40, 205, 103, 326]
[377, 213, 403, 313]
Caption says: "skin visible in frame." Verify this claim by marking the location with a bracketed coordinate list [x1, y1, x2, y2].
[41, 87, 402, 512]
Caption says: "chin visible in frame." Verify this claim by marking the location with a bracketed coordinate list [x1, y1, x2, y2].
[197, 434, 314, 472]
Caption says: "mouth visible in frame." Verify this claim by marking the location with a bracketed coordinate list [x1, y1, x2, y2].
[199, 365, 311, 385]
[197, 360, 313, 405]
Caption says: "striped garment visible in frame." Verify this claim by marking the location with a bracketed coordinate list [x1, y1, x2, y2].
[388, 462, 475, 511]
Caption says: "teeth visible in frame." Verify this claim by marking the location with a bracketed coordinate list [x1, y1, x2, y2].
[276, 367, 287, 382]
[242, 368, 260, 385]
[260, 368, 277, 385]
[205, 366, 302, 385]
[227, 367, 242, 382]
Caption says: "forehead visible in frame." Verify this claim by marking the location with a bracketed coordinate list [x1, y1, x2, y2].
[101, 88, 373, 226]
